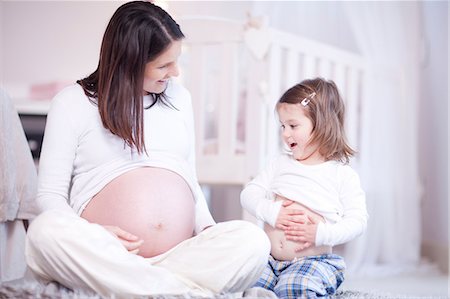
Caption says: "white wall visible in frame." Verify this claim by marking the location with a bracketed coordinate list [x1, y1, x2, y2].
[1, 1, 249, 95]
[169, 1, 249, 21]
[0, 1, 4, 86]
[1, 1, 124, 94]
[419, 1, 449, 273]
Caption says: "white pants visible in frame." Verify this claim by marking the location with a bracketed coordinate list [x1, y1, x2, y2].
[25, 210, 270, 298]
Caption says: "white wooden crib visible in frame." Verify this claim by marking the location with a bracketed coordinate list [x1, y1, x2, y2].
[177, 17, 365, 187]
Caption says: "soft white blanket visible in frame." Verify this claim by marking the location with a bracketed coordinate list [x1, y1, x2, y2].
[0, 277, 396, 299]
[0, 276, 280, 299]
[0, 89, 38, 221]
[0, 89, 39, 282]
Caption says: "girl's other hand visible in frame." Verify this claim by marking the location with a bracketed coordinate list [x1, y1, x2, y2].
[284, 215, 318, 251]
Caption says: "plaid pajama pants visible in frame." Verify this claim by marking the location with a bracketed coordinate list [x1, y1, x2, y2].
[254, 254, 345, 299]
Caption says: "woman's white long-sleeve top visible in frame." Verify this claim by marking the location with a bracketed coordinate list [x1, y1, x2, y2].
[37, 81, 215, 234]
[240, 154, 368, 247]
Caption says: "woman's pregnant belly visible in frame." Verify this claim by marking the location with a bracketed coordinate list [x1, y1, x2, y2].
[81, 167, 195, 258]
[264, 196, 331, 261]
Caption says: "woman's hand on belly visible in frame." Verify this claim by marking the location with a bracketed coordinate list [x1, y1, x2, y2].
[103, 225, 144, 254]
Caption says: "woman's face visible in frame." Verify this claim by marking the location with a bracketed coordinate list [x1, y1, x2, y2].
[143, 40, 182, 94]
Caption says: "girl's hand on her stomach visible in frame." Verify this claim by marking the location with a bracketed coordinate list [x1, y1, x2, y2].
[275, 199, 308, 230]
[284, 215, 318, 252]
[103, 225, 144, 254]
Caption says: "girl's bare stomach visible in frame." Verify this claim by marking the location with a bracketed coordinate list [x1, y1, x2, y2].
[265, 196, 331, 261]
[81, 167, 195, 258]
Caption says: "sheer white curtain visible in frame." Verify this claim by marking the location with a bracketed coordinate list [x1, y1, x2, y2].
[249, 1, 424, 276]
[340, 2, 423, 275]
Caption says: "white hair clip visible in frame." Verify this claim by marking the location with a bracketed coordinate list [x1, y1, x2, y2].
[301, 92, 316, 106]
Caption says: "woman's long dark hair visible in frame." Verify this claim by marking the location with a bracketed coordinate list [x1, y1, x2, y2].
[77, 1, 184, 154]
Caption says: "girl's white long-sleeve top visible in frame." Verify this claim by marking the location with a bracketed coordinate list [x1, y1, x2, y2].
[37, 81, 215, 234]
[240, 154, 368, 247]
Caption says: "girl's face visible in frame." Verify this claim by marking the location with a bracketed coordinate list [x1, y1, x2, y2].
[277, 103, 324, 164]
[143, 40, 182, 94]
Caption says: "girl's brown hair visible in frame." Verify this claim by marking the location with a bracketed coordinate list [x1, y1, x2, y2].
[277, 77, 355, 164]
[77, 1, 184, 154]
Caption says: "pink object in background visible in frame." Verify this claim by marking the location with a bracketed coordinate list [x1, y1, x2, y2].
[29, 81, 72, 100]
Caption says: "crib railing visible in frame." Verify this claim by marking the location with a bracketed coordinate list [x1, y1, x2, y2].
[263, 29, 366, 165]
[178, 17, 365, 185]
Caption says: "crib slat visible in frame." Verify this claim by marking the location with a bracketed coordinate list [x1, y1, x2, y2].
[186, 45, 207, 158]
[267, 44, 283, 160]
[345, 66, 361, 150]
[244, 51, 268, 182]
[333, 63, 347, 100]
[286, 49, 300, 89]
[218, 43, 239, 156]
[302, 54, 316, 79]
[316, 58, 333, 79]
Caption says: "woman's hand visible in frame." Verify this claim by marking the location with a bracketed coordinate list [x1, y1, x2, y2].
[103, 225, 144, 254]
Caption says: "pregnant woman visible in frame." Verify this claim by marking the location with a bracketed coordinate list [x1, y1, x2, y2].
[26, 2, 270, 297]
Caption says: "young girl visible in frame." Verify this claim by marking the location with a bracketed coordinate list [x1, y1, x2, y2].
[241, 77, 368, 298]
